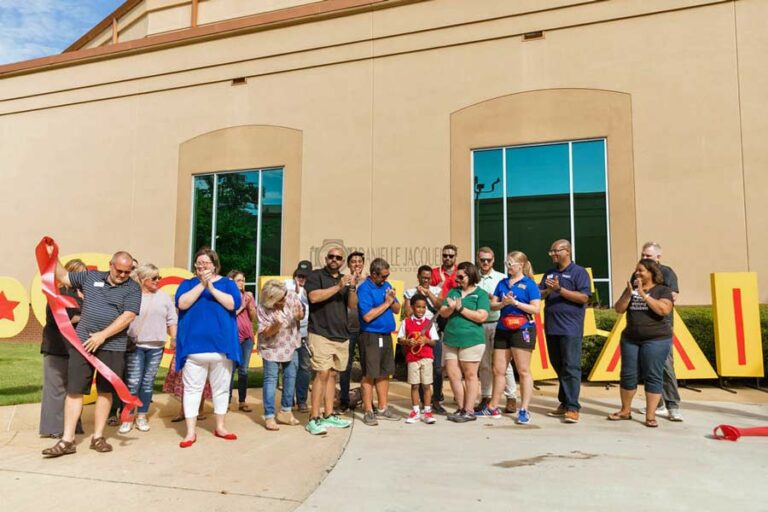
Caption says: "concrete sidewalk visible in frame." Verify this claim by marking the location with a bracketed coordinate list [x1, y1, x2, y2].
[0, 392, 350, 512]
[298, 382, 768, 512]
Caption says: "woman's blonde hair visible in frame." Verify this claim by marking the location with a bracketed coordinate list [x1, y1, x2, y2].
[133, 263, 159, 284]
[64, 259, 87, 273]
[505, 251, 534, 279]
[260, 279, 287, 309]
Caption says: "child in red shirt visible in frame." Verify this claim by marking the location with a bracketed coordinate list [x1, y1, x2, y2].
[397, 294, 440, 424]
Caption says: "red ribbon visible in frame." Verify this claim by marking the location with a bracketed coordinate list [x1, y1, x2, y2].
[35, 236, 142, 423]
[712, 424, 768, 441]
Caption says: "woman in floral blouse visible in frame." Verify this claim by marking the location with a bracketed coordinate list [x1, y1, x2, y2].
[257, 280, 304, 431]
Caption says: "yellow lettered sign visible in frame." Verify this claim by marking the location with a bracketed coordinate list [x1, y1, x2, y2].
[711, 272, 764, 377]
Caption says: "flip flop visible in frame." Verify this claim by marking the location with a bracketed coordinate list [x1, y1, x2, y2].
[607, 412, 632, 421]
[170, 415, 185, 423]
[645, 418, 659, 428]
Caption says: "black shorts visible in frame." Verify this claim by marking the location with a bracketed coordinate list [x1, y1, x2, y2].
[494, 327, 537, 351]
[358, 332, 395, 379]
[67, 345, 126, 395]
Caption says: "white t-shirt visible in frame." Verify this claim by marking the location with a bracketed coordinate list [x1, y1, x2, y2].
[397, 316, 440, 341]
[403, 285, 442, 319]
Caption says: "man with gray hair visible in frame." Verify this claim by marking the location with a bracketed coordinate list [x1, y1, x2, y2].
[357, 257, 401, 425]
[636, 241, 683, 421]
[42, 250, 142, 457]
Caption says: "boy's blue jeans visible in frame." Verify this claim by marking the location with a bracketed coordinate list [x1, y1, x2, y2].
[262, 351, 299, 418]
[125, 347, 164, 414]
[620, 336, 672, 394]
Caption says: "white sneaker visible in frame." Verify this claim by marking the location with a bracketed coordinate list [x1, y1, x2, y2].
[638, 406, 668, 416]
[118, 421, 133, 434]
[135, 417, 150, 432]
[405, 410, 421, 424]
[667, 409, 684, 422]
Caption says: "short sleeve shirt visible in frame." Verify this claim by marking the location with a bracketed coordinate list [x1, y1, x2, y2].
[627, 264, 679, 327]
[41, 287, 83, 356]
[257, 291, 302, 362]
[398, 316, 439, 362]
[538, 262, 592, 337]
[622, 285, 674, 342]
[494, 276, 541, 332]
[403, 285, 442, 318]
[357, 278, 397, 334]
[430, 266, 457, 297]
[305, 267, 350, 341]
[477, 269, 506, 322]
[442, 287, 490, 348]
[69, 270, 142, 351]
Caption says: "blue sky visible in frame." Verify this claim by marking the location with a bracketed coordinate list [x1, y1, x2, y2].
[0, 1, 124, 65]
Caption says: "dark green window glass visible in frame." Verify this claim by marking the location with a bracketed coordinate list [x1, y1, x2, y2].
[473, 149, 504, 271]
[191, 175, 213, 258]
[260, 169, 284, 276]
[215, 171, 260, 281]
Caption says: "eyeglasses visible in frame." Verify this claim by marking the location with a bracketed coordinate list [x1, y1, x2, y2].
[326, 254, 344, 261]
[151, 276, 162, 282]
[479, 258, 493, 263]
[194, 261, 213, 268]
[455, 274, 467, 281]
[506, 261, 521, 267]
[442, 253, 456, 259]
[548, 248, 567, 255]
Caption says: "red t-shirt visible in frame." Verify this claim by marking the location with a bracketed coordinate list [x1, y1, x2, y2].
[400, 316, 438, 362]
[430, 266, 457, 297]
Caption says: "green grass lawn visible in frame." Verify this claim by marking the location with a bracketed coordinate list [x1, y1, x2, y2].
[0, 342, 264, 407]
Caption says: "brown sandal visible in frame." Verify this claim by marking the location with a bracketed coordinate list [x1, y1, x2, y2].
[89, 437, 113, 453]
[607, 412, 633, 421]
[42, 439, 76, 458]
[238, 403, 253, 413]
[645, 418, 659, 428]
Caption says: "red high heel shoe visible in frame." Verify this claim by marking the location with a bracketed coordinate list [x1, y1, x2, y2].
[179, 435, 197, 448]
[214, 430, 237, 440]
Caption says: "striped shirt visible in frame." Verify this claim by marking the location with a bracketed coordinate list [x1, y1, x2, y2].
[69, 271, 142, 351]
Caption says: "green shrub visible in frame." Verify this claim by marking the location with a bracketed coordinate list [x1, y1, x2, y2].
[575, 305, 767, 379]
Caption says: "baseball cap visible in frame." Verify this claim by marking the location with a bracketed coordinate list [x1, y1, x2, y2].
[295, 260, 312, 277]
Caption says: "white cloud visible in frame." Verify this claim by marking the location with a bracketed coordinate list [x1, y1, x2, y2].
[0, 0, 124, 65]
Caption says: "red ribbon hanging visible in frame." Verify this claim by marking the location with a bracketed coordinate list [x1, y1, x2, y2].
[35, 236, 142, 423]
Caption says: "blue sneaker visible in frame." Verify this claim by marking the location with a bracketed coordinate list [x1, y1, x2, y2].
[474, 406, 502, 419]
[516, 408, 531, 425]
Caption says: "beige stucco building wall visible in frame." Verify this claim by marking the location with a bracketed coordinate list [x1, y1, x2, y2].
[0, 0, 766, 304]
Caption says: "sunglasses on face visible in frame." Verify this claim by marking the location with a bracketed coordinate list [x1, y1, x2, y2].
[442, 253, 456, 259]
[479, 258, 493, 263]
[548, 248, 567, 255]
[455, 274, 467, 281]
[327, 254, 344, 261]
[151, 276, 162, 282]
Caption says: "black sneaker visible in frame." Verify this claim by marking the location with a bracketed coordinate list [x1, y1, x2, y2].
[461, 410, 478, 422]
[432, 402, 448, 415]
[447, 409, 465, 422]
[473, 397, 490, 413]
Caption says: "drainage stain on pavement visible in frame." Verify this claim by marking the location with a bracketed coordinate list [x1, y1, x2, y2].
[494, 451, 597, 468]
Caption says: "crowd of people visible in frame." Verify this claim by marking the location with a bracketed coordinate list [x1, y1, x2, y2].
[38, 237, 682, 457]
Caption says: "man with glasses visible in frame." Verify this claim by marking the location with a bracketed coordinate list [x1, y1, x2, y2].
[474, 247, 518, 414]
[357, 258, 401, 425]
[431, 244, 459, 296]
[42, 250, 142, 457]
[636, 241, 683, 421]
[339, 251, 365, 412]
[304, 247, 356, 435]
[539, 240, 591, 424]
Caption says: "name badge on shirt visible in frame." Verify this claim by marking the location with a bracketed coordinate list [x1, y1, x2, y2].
[94, 281, 105, 288]
[378, 337, 383, 348]
[518, 284, 527, 290]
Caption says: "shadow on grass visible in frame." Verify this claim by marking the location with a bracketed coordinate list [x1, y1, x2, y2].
[0, 385, 41, 396]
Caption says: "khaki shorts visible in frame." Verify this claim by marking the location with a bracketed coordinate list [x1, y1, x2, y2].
[444, 343, 485, 363]
[407, 358, 434, 385]
[309, 333, 349, 372]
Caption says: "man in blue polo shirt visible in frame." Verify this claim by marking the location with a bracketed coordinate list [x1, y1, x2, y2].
[539, 239, 591, 424]
[357, 258, 401, 426]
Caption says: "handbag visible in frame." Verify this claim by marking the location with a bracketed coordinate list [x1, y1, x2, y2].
[501, 314, 529, 331]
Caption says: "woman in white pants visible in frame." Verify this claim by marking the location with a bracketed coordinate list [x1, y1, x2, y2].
[175, 248, 242, 448]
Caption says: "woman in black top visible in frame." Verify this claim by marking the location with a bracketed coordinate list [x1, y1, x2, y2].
[608, 259, 674, 428]
[39, 259, 86, 438]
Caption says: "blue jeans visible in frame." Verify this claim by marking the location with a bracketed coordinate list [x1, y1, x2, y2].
[294, 338, 311, 406]
[262, 351, 299, 418]
[125, 347, 164, 414]
[339, 333, 359, 406]
[546, 334, 582, 411]
[620, 336, 672, 394]
[230, 337, 254, 403]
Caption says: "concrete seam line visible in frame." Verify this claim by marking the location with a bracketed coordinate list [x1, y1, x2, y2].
[0, 468, 302, 502]
[5, 406, 16, 432]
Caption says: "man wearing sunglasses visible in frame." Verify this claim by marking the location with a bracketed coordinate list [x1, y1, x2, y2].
[304, 247, 357, 435]
[42, 250, 142, 457]
[430, 244, 459, 297]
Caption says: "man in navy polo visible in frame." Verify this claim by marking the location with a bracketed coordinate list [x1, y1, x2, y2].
[539, 239, 591, 424]
[357, 257, 401, 426]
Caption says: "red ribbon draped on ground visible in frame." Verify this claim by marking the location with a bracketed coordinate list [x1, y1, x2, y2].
[712, 424, 768, 441]
[35, 236, 142, 423]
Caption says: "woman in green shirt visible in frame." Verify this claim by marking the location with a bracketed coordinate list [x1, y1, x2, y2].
[439, 261, 490, 423]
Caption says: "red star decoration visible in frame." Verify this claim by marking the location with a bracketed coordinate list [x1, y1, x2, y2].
[0, 291, 20, 321]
